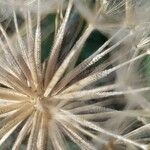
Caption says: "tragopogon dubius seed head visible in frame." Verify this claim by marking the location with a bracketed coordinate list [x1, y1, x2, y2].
[0, 0, 150, 150]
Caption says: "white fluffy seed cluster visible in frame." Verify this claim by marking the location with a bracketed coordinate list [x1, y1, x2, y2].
[0, 0, 150, 150]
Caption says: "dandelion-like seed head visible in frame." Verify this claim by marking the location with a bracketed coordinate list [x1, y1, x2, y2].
[0, 0, 150, 150]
